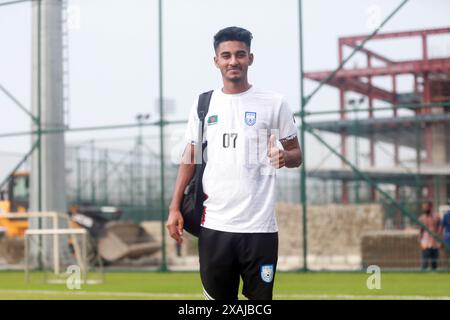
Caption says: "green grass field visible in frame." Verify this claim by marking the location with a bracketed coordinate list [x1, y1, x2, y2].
[0, 271, 449, 300]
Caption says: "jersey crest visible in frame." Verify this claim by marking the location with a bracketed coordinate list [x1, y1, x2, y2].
[245, 112, 257, 126]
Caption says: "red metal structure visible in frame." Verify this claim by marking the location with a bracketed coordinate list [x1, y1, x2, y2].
[305, 27, 450, 215]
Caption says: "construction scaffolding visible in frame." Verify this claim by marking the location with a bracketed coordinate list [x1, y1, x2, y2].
[298, 0, 450, 270]
[305, 27, 450, 206]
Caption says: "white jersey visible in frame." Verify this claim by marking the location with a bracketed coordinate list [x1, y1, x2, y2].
[184, 86, 298, 233]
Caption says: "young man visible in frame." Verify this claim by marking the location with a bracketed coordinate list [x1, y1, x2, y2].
[418, 200, 442, 271]
[166, 26, 302, 300]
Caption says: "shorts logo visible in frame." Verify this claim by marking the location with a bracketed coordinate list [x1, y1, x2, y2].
[244, 112, 257, 126]
[260, 264, 274, 283]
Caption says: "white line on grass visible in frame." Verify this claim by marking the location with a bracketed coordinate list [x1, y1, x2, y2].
[0, 290, 449, 300]
[276, 294, 450, 300]
[0, 289, 203, 298]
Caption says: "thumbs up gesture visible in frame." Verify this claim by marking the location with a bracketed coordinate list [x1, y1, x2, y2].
[268, 134, 285, 169]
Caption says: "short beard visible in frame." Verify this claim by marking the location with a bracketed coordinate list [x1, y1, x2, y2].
[226, 76, 242, 83]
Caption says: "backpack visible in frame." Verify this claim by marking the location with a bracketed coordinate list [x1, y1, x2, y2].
[180, 90, 213, 237]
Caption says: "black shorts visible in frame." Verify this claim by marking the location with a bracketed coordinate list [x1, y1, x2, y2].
[199, 227, 278, 300]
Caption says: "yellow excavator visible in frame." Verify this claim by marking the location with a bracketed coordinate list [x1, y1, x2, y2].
[0, 171, 29, 237]
[0, 171, 160, 265]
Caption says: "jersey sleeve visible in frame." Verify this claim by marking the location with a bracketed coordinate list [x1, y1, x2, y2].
[184, 98, 200, 145]
[277, 98, 298, 141]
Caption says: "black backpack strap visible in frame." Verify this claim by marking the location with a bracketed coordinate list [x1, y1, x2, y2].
[195, 91, 213, 164]
[193, 91, 213, 220]
[197, 90, 213, 122]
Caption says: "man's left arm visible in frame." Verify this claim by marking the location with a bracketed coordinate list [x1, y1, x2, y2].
[280, 136, 302, 168]
[269, 98, 302, 169]
[268, 134, 302, 168]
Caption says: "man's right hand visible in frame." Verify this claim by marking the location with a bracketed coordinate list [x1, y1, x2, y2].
[166, 209, 184, 244]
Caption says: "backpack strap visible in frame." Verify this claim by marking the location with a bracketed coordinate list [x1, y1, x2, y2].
[197, 90, 213, 122]
[195, 90, 213, 164]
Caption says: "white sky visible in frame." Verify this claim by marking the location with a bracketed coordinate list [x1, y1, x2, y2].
[1, 0, 450, 180]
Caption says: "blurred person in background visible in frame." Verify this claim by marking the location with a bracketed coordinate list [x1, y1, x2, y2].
[418, 200, 442, 271]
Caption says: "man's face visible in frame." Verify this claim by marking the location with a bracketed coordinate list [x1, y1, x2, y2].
[422, 202, 432, 214]
[214, 41, 253, 83]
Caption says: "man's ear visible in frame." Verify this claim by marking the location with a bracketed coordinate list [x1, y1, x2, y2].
[249, 53, 254, 66]
[214, 55, 219, 68]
